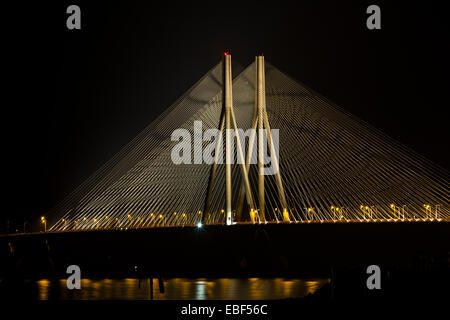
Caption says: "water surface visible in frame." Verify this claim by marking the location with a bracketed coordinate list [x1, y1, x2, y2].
[31, 278, 329, 300]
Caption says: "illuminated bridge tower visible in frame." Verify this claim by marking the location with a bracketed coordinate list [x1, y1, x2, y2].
[202, 54, 290, 225]
[202, 53, 255, 225]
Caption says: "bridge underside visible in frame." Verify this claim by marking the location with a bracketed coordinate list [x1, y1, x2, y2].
[48, 59, 449, 232]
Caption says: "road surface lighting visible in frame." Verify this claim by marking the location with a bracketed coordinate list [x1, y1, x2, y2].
[360, 205, 365, 220]
[370, 206, 377, 219]
[390, 204, 396, 221]
[424, 204, 431, 219]
[283, 208, 290, 222]
[331, 206, 336, 220]
[250, 209, 256, 223]
[336, 207, 342, 220]
[41, 216, 47, 232]
[401, 205, 406, 220]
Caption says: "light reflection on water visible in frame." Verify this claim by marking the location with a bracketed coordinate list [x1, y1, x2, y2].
[33, 278, 329, 300]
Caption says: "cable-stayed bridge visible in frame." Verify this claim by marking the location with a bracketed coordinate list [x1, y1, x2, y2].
[48, 55, 449, 232]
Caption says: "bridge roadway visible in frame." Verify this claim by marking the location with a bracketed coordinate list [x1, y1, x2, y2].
[1, 222, 449, 280]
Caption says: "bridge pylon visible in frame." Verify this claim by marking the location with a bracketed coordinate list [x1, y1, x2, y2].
[202, 53, 255, 225]
[203, 54, 289, 225]
[236, 56, 289, 223]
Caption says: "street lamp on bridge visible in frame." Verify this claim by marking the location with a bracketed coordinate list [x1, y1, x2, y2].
[41, 216, 47, 232]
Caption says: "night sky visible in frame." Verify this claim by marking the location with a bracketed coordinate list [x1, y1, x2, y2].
[3, 1, 449, 228]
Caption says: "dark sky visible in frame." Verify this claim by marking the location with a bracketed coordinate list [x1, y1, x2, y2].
[3, 1, 449, 226]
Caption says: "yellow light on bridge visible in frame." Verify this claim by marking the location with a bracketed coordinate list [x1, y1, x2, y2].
[282, 208, 290, 222]
[250, 209, 256, 222]
[41, 216, 47, 232]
